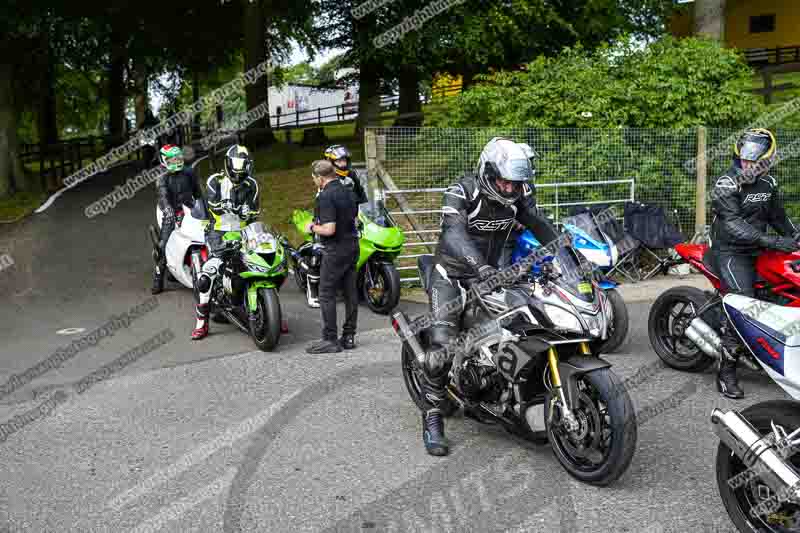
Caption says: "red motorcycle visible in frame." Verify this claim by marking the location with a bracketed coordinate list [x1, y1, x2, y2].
[648, 242, 800, 372]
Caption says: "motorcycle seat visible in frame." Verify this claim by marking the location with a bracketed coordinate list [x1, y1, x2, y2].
[418, 254, 435, 293]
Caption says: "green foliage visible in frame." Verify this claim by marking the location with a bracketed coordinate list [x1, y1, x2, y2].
[434, 36, 763, 129]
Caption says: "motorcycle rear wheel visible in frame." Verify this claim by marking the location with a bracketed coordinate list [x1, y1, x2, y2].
[716, 400, 800, 532]
[544, 367, 637, 486]
[648, 286, 715, 372]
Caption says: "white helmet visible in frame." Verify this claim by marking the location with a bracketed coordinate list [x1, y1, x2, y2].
[475, 137, 536, 205]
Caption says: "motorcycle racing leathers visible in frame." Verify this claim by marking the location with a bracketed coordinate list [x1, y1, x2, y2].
[710, 166, 798, 396]
[153, 165, 203, 293]
[421, 172, 559, 408]
[193, 172, 260, 336]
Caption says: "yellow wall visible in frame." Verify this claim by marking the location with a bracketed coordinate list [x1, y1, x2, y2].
[670, 0, 800, 49]
[725, 0, 800, 49]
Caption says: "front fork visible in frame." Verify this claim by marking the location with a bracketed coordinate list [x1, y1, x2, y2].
[547, 343, 590, 432]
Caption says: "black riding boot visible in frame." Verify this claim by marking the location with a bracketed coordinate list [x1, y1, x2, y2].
[718, 357, 744, 399]
[152, 259, 166, 294]
[717, 317, 744, 399]
[420, 372, 450, 456]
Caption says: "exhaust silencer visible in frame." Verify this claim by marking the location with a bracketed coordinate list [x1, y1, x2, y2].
[711, 408, 800, 505]
[685, 317, 722, 358]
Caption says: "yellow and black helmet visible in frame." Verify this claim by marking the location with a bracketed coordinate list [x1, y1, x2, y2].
[323, 144, 351, 178]
[734, 128, 776, 162]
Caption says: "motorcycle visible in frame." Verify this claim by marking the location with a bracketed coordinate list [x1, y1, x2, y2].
[208, 221, 289, 351]
[707, 292, 800, 531]
[512, 228, 630, 353]
[393, 246, 637, 485]
[288, 204, 405, 314]
[648, 242, 800, 372]
[149, 201, 210, 298]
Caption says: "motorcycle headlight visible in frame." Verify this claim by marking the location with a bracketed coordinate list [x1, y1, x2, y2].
[544, 304, 583, 333]
[582, 313, 601, 337]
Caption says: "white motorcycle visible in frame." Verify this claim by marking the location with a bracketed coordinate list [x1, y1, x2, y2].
[149, 201, 210, 296]
[707, 294, 800, 531]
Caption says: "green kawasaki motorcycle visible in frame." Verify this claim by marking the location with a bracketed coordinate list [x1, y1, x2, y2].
[289, 206, 404, 314]
[212, 221, 289, 351]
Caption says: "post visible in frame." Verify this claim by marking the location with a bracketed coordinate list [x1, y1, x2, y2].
[695, 126, 708, 239]
[296, 108, 299, 127]
[318, 107, 321, 124]
[365, 130, 381, 210]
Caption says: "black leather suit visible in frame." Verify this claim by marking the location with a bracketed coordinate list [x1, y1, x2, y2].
[421, 172, 558, 407]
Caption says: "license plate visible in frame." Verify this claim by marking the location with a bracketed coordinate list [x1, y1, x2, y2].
[577, 282, 592, 294]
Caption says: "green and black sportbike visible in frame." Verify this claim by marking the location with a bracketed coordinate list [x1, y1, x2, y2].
[289, 205, 405, 314]
[211, 221, 289, 351]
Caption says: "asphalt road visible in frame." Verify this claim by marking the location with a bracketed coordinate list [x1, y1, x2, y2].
[0, 162, 791, 532]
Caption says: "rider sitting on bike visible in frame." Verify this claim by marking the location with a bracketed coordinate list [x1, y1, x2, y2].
[192, 144, 261, 340]
[711, 128, 800, 399]
[152, 145, 204, 294]
[420, 137, 560, 456]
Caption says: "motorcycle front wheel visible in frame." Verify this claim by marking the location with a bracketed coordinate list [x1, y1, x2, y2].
[716, 400, 800, 532]
[544, 367, 637, 486]
[591, 288, 629, 354]
[362, 261, 401, 315]
[249, 287, 282, 351]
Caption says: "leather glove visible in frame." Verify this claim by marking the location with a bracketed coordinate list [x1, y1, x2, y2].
[162, 206, 175, 222]
[477, 265, 499, 281]
[765, 235, 800, 253]
[220, 200, 235, 213]
[238, 205, 251, 219]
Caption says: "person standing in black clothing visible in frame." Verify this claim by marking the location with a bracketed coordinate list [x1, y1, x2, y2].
[305, 160, 360, 354]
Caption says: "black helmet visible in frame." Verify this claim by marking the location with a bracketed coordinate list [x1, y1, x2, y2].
[476, 137, 535, 205]
[323, 144, 351, 178]
[224, 144, 252, 184]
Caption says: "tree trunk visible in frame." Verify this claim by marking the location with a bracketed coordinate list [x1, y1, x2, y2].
[192, 70, 201, 141]
[108, 27, 127, 144]
[39, 29, 58, 145]
[355, 60, 381, 142]
[243, 0, 275, 149]
[0, 61, 26, 198]
[133, 57, 148, 129]
[393, 65, 422, 127]
[694, 0, 725, 41]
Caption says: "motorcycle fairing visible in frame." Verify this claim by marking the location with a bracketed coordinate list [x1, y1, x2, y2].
[562, 223, 615, 268]
[724, 294, 800, 384]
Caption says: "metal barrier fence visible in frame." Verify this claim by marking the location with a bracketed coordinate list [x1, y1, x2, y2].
[384, 180, 635, 283]
[363, 127, 800, 284]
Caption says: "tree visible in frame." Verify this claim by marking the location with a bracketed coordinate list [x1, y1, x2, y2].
[435, 36, 761, 129]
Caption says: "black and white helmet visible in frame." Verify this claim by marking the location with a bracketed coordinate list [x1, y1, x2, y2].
[224, 144, 253, 184]
[476, 137, 536, 206]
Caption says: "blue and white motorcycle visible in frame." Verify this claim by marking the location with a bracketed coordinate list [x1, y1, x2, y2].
[697, 294, 800, 532]
[512, 228, 630, 353]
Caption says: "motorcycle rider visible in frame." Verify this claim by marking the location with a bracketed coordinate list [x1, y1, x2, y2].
[420, 137, 560, 456]
[323, 144, 368, 205]
[191, 144, 261, 340]
[301, 144, 368, 308]
[152, 145, 204, 294]
[711, 128, 800, 399]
